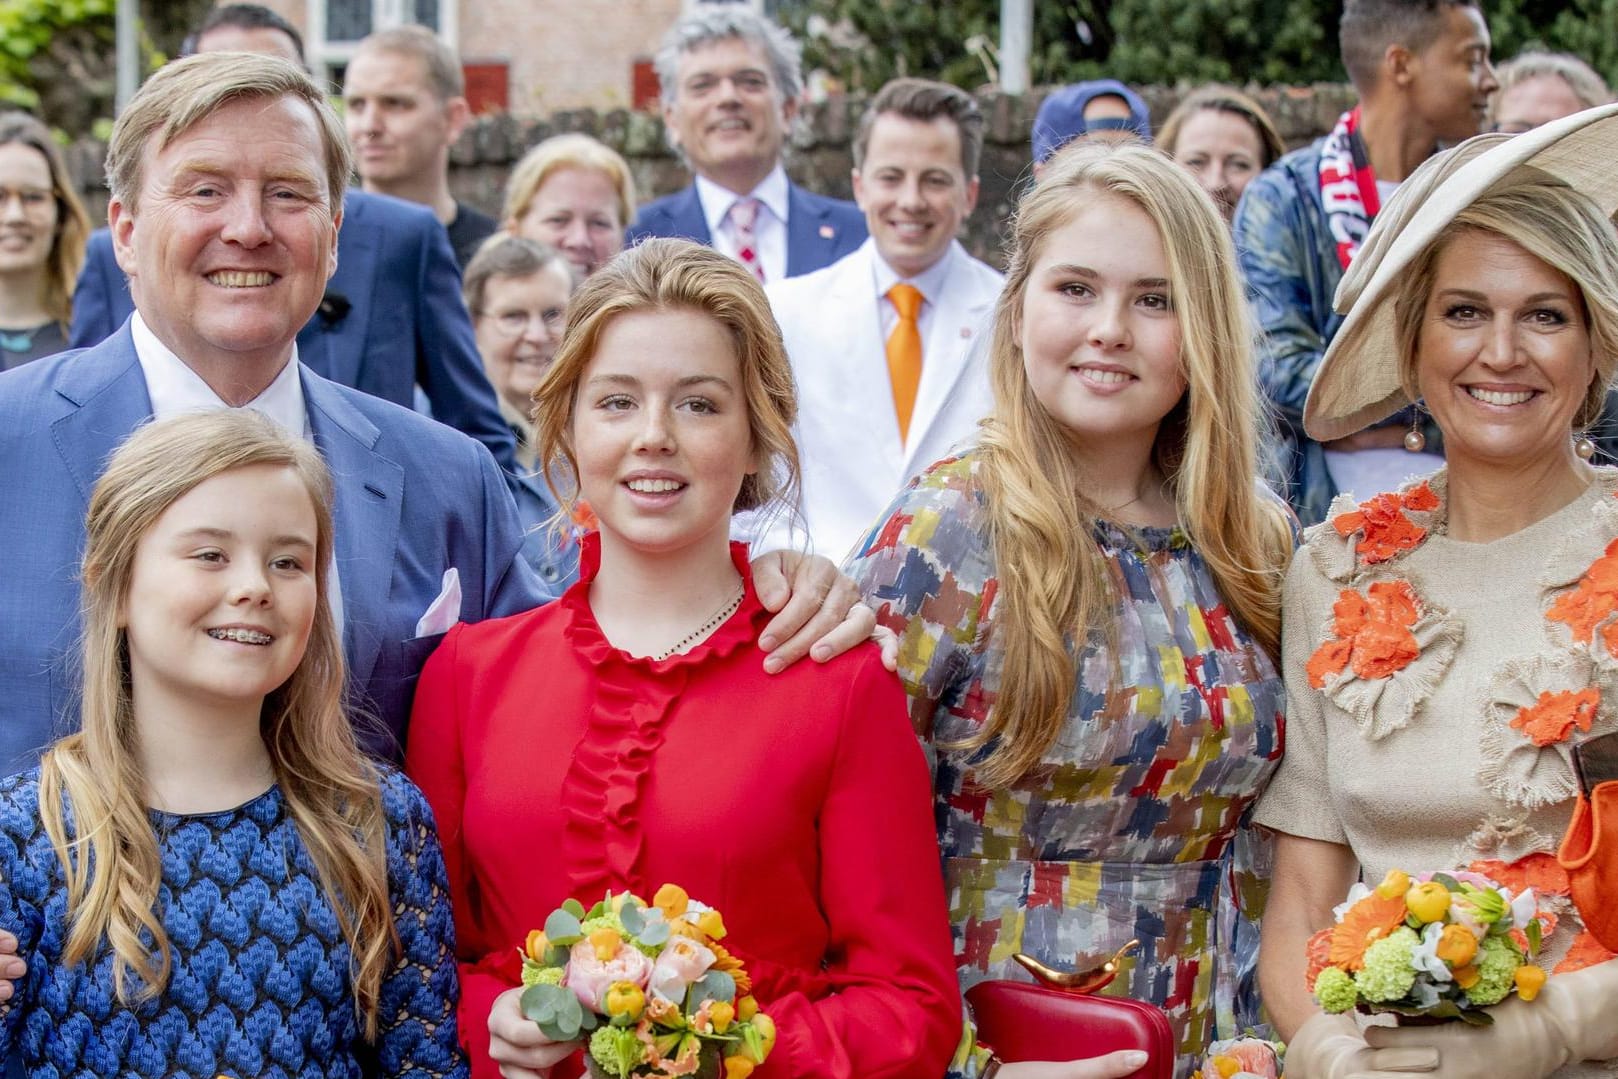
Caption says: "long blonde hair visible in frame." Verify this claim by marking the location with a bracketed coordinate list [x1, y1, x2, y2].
[966, 141, 1292, 785]
[37, 410, 397, 1038]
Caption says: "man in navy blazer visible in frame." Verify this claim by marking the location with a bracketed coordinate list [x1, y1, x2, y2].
[0, 53, 545, 776]
[625, 6, 864, 279]
[68, 5, 517, 476]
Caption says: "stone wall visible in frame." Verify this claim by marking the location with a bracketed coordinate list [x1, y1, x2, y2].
[67, 83, 1358, 269]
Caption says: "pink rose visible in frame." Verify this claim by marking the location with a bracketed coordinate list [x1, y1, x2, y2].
[1202, 1038, 1281, 1079]
[648, 935, 717, 1004]
[564, 939, 653, 1012]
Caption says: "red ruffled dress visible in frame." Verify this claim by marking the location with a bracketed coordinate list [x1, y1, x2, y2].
[406, 536, 960, 1079]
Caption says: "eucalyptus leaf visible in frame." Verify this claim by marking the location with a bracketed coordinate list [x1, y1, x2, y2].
[563, 897, 587, 919]
[545, 909, 584, 945]
[1432, 873, 1460, 892]
[621, 903, 645, 936]
[546, 943, 571, 966]
[521, 984, 580, 1043]
[639, 921, 670, 946]
[687, 970, 737, 1011]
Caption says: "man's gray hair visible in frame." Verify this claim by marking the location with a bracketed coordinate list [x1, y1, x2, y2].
[107, 52, 352, 212]
[653, 5, 804, 109]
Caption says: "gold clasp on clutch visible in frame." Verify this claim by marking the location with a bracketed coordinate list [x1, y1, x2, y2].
[1012, 939, 1139, 995]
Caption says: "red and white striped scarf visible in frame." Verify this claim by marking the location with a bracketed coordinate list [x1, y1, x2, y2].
[1318, 106, 1382, 270]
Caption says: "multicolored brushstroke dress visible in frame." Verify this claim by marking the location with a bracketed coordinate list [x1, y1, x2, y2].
[846, 453, 1285, 1078]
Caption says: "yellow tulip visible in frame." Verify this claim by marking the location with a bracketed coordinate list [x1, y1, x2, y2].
[1453, 964, 1481, 990]
[753, 1014, 777, 1060]
[524, 929, 549, 963]
[1405, 881, 1451, 924]
[1375, 869, 1412, 900]
[604, 981, 646, 1023]
[1515, 964, 1547, 1002]
[1435, 925, 1478, 967]
[736, 995, 759, 1021]
[654, 883, 690, 920]
[589, 927, 623, 962]
[709, 1001, 736, 1033]
[724, 1057, 756, 1079]
[696, 909, 727, 941]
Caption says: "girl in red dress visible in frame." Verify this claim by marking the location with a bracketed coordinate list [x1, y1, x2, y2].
[406, 238, 960, 1079]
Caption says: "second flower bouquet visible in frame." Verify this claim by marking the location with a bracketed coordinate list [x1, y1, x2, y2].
[520, 883, 775, 1079]
[1308, 867, 1551, 1026]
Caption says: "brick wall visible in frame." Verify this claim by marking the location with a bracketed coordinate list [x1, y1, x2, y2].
[67, 83, 1358, 268]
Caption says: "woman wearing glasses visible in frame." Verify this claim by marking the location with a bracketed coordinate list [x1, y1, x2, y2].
[0, 113, 90, 370]
[464, 234, 583, 589]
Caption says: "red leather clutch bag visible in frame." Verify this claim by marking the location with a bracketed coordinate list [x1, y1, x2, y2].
[965, 978, 1174, 1079]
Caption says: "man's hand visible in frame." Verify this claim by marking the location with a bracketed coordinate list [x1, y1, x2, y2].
[751, 550, 878, 672]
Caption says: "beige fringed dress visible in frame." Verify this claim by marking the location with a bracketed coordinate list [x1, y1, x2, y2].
[1255, 468, 1618, 1078]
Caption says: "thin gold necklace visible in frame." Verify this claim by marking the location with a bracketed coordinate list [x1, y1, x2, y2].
[652, 585, 745, 660]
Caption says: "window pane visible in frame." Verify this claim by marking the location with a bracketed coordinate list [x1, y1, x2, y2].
[327, 0, 372, 42]
[412, 0, 440, 27]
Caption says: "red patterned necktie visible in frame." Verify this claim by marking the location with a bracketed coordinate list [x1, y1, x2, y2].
[727, 197, 765, 283]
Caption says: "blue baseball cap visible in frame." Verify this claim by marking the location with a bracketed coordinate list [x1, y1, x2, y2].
[1031, 80, 1153, 162]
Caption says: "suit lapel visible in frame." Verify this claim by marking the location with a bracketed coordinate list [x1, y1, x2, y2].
[904, 249, 996, 473]
[785, 184, 838, 277]
[670, 185, 712, 244]
[297, 191, 377, 387]
[304, 369, 403, 691]
[49, 329, 154, 502]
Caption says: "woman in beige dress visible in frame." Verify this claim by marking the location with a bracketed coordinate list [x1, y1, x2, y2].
[1259, 106, 1618, 1078]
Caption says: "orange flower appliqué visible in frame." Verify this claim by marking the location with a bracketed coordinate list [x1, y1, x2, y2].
[1467, 854, 1572, 898]
[1510, 688, 1600, 747]
[1329, 890, 1409, 971]
[1307, 580, 1423, 688]
[1547, 537, 1618, 658]
[1304, 927, 1334, 992]
[1332, 482, 1439, 565]
[1553, 929, 1617, 974]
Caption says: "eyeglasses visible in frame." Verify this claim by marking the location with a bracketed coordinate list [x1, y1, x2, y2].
[480, 308, 566, 337]
[0, 187, 54, 216]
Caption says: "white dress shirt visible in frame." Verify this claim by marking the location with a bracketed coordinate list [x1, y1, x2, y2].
[130, 313, 342, 631]
[696, 164, 790, 283]
[870, 242, 960, 347]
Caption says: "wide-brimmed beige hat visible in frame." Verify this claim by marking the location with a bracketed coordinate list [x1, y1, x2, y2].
[1303, 102, 1618, 442]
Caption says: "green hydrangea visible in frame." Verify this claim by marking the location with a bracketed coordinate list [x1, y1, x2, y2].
[1315, 966, 1359, 1013]
[1464, 934, 1521, 1007]
[588, 1025, 645, 1077]
[1355, 927, 1419, 1003]
[521, 963, 565, 988]
[582, 912, 626, 937]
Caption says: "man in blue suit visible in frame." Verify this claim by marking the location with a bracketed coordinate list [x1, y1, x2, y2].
[68, 3, 518, 476]
[0, 53, 544, 776]
[625, 6, 865, 280]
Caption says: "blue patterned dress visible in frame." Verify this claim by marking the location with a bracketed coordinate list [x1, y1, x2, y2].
[0, 765, 465, 1079]
[847, 453, 1284, 1077]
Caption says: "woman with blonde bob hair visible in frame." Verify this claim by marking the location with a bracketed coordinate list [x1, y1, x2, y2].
[849, 140, 1295, 1078]
[1259, 107, 1618, 1079]
[407, 239, 960, 1079]
[0, 410, 463, 1076]
[503, 132, 637, 280]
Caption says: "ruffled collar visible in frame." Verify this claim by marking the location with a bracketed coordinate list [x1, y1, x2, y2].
[559, 533, 767, 671]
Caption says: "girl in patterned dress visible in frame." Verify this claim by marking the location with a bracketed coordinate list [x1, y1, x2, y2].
[847, 141, 1295, 1079]
[0, 410, 464, 1078]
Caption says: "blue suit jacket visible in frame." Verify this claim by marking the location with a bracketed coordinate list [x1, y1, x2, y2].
[0, 328, 552, 774]
[625, 179, 866, 277]
[69, 189, 518, 476]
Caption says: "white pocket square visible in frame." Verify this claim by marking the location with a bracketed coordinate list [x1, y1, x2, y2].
[414, 568, 462, 637]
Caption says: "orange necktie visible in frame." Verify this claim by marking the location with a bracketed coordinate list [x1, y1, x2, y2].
[885, 283, 924, 442]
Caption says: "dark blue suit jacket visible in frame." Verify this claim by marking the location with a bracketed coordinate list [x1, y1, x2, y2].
[0, 327, 551, 774]
[69, 189, 518, 476]
[625, 179, 866, 277]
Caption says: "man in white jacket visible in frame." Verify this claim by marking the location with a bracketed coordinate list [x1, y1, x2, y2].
[762, 77, 1004, 560]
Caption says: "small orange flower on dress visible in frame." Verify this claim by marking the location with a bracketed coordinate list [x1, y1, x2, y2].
[1329, 890, 1409, 971]
[1307, 580, 1423, 688]
[1467, 854, 1572, 898]
[1547, 537, 1618, 658]
[1509, 688, 1600, 747]
[1553, 929, 1618, 973]
[1332, 482, 1440, 565]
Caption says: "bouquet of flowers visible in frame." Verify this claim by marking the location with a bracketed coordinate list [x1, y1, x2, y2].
[1189, 1036, 1282, 1079]
[1308, 868, 1552, 1026]
[520, 883, 775, 1079]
